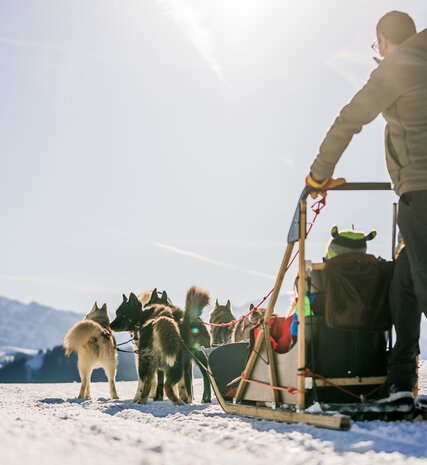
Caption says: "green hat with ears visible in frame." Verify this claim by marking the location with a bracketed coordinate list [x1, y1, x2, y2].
[326, 225, 377, 260]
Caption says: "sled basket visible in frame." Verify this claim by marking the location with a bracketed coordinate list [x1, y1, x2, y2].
[324, 252, 393, 330]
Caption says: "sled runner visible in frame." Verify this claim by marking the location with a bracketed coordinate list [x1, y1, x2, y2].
[207, 182, 425, 430]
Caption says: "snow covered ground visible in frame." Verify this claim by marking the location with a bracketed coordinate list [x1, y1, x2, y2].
[1, 362, 426, 465]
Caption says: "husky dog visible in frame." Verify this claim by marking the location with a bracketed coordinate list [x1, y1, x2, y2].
[110, 286, 211, 405]
[63, 302, 119, 399]
[110, 289, 168, 401]
[209, 299, 235, 345]
[232, 305, 266, 342]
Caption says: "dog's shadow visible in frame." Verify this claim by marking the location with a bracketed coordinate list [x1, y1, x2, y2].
[38, 397, 94, 405]
[38, 396, 216, 418]
[103, 399, 214, 418]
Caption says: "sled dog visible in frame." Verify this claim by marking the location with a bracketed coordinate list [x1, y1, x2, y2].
[110, 286, 211, 404]
[232, 305, 266, 342]
[63, 302, 118, 399]
[209, 299, 235, 345]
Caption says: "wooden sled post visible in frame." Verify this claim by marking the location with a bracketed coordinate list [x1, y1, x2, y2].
[297, 197, 307, 409]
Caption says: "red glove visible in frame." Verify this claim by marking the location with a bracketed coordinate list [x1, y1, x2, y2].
[305, 174, 347, 199]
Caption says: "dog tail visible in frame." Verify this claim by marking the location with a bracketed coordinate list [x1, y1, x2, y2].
[185, 286, 210, 323]
[63, 320, 103, 355]
[152, 316, 182, 367]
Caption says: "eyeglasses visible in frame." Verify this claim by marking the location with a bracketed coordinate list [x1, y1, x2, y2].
[371, 40, 379, 53]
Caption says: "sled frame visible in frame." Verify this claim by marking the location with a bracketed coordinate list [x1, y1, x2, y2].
[213, 182, 392, 430]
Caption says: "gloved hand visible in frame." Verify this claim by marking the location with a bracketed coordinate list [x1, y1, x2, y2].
[305, 174, 347, 199]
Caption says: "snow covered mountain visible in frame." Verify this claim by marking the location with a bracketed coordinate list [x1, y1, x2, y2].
[0, 296, 83, 350]
[0, 296, 138, 381]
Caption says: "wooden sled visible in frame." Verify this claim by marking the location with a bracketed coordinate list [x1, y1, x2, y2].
[207, 182, 395, 431]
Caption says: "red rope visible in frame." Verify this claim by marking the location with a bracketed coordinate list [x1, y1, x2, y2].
[227, 373, 303, 395]
[206, 198, 326, 328]
[298, 368, 384, 401]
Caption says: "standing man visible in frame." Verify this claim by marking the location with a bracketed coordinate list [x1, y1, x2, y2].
[306, 11, 427, 406]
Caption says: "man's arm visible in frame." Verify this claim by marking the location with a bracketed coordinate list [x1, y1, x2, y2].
[310, 61, 401, 180]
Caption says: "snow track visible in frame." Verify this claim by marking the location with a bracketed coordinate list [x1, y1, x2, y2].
[0, 363, 426, 465]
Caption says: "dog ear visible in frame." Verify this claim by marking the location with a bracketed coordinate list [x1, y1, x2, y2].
[215, 299, 219, 307]
[249, 304, 254, 310]
[90, 302, 97, 312]
[122, 294, 128, 303]
[226, 299, 231, 308]
[129, 293, 139, 304]
[161, 291, 169, 304]
[101, 303, 107, 311]
[148, 289, 158, 305]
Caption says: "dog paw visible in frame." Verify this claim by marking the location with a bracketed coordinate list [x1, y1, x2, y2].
[202, 398, 211, 403]
[173, 399, 186, 406]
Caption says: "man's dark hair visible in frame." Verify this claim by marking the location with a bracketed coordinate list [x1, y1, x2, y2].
[377, 11, 416, 45]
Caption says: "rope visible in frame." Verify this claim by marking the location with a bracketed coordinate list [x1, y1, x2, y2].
[117, 347, 139, 354]
[179, 339, 215, 379]
[227, 373, 303, 395]
[298, 368, 384, 401]
[115, 337, 135, 347]
[115, 323, 141, 353]
[205, 198, 326, 329]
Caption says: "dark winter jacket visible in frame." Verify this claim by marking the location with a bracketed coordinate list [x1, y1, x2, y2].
[310, 29, 427, 196]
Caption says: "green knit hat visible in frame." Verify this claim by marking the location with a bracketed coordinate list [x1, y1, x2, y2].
[326, 225, 377, 260]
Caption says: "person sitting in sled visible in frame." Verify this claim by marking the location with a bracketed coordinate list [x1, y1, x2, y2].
[291, 225, 377, 340]
[305, 11, 426, 407]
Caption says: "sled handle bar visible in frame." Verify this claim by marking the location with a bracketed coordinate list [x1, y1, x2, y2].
[288, 182, 392, 244]
[302, 182, 392, 200]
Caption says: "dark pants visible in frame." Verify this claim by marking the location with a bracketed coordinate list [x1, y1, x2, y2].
[388, 190, 427, 389]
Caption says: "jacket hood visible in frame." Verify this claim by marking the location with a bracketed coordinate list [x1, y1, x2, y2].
[399, 28, 427, 57]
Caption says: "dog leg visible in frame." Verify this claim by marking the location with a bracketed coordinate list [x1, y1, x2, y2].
[183, 359, 193, 402]
[195, 351, 211, 403]
[154, 370, 164, 401]
[137, 373, 155, 404]
[134, 377, 145, 403]
[105, 361, 119, 400]
[135, 353, 156, 404]
[148, 372, 158, 399]
[78, 362, 91, 398]
[164, 376, 185, 405]
[84, 369, 93, 398]
[178, 375, 191, 404]
[165, 363, 186, 405]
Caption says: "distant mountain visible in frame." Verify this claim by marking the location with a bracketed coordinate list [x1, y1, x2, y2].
[0, 296, 83, 350]
[0, 296, 136, 378]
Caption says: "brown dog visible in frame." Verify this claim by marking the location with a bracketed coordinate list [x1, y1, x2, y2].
[231, 305, 266, 342]
[209, 299, 235, 345]
[64, 303, 119, 399]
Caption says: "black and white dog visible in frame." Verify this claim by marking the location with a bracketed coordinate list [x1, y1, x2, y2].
[110, 287, 211, 404]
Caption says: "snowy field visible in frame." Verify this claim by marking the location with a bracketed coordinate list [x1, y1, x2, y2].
[1, 363, 426, 465]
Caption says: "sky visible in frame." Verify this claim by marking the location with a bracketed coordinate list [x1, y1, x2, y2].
[0, 0, 426, 314]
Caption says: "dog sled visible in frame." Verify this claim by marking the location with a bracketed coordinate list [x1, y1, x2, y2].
[206, 182, 426, 431]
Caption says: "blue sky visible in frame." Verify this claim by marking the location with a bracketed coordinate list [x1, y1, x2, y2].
[0, 0, 426, 313]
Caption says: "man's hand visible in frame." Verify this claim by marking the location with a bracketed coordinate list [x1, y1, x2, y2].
[305, 173, 347, 199]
